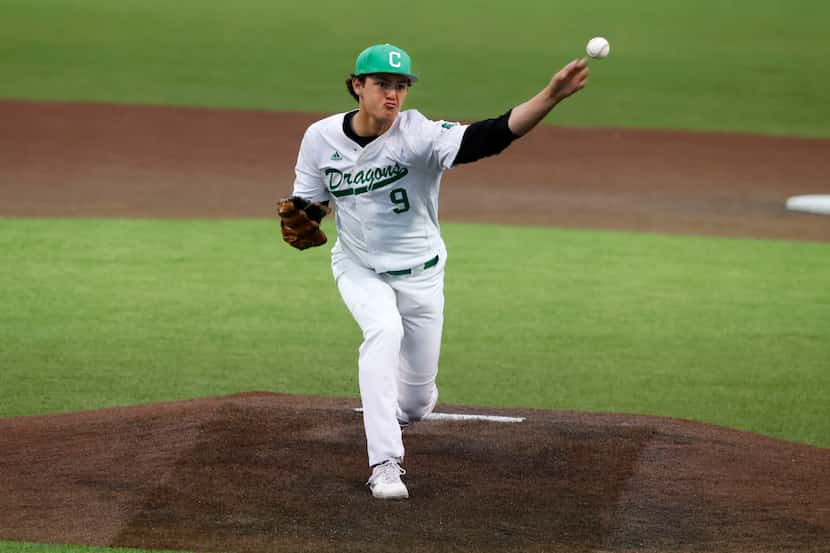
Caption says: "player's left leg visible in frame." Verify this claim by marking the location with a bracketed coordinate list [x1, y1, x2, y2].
[333, 251, 407, 468]
[388, 255, 446, 424]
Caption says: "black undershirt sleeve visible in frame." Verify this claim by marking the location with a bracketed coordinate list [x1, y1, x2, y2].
[452, 109, 519, 166]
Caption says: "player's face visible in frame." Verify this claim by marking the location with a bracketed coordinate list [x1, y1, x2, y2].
[355, 73, 410, 124]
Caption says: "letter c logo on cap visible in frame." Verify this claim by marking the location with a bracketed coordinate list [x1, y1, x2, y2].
[389, 51, 402, 68]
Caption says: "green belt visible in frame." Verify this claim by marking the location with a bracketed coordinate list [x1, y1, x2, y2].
[385, 255, 439, 276]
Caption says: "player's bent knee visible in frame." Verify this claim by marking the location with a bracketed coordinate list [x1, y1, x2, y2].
[399, 387, 438, 422]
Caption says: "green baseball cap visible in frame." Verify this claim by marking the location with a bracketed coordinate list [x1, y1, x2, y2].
[354, 43, 418, 83]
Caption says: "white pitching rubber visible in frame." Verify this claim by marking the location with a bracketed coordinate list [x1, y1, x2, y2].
[353, 408, 525, 423]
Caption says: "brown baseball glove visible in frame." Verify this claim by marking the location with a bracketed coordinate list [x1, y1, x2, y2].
[277, 196, 331, 250]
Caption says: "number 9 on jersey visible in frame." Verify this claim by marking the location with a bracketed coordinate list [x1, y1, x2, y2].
[390, 188, 410, 213]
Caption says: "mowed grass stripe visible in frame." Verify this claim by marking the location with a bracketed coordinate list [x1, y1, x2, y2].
[1, 0, 829, 136]
[1, 218, 828, 448]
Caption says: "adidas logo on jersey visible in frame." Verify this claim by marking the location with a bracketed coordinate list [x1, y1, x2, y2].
[331, 151, 343, 161]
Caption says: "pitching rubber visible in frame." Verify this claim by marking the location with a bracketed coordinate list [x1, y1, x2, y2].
[353, 407, 525, 423]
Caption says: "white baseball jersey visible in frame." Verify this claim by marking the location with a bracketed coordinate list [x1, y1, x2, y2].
[292, 109, 468, 273]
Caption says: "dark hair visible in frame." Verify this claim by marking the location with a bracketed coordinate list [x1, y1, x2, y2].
[345, 73, 413, 103]
[345, 74, 366, 103]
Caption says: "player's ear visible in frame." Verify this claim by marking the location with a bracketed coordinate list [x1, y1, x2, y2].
[352, 75, 368, 97]
[345, 74, 361, 102]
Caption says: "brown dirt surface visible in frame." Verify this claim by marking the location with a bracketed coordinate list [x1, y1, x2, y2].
[1, 100, 828, 241]
[0, 392, 828, 553]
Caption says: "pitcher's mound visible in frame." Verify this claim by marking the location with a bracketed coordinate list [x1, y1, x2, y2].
[1, 392, 827, 553]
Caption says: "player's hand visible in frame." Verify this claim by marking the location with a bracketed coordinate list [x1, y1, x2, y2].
[547, 58, 589, 103]
[508, 58, 590, 136]
[277, 196, 330, 250]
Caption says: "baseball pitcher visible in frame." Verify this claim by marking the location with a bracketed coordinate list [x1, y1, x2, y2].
[278, 43, 588, 499]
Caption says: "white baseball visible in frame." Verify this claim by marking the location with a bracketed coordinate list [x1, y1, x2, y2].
[586, 37, 610, 59]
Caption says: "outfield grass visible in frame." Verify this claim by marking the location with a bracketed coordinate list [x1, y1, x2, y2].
[1, 0, 829, 136]
[2, 218, 828, 448]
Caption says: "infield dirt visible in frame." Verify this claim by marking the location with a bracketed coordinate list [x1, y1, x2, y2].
[0, 100, 828, 552]
[1, 100, 828, 241]
[1, 393, 828, 553]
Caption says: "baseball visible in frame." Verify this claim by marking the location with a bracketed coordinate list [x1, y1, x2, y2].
[586, 37, 610, 59]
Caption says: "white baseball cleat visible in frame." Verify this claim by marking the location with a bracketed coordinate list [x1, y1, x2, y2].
[367, 460, 409, 499]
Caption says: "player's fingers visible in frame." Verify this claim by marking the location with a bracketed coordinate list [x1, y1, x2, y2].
[567, 58, 587, 73]
[553, 64, 576, 85]
[564, 59, 579, 74]
[558, 59, 587, 84]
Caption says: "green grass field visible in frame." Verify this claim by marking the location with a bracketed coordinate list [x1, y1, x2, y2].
[2, 219, 828, 448]
[2, 0, 830, 136]
[1, 2, 829, 552]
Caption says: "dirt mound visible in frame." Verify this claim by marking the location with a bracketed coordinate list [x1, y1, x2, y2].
[1, 393, 827, 553]
[1, 100, 828, 242]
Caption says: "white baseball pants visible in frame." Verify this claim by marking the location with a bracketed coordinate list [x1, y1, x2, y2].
[333, 248, 445, 467]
